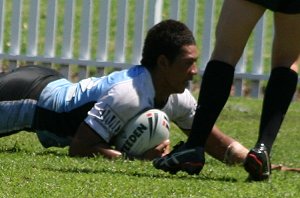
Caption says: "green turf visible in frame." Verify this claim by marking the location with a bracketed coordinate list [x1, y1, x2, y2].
[1, 1, 299, 197]
[1, 97, 300, 197]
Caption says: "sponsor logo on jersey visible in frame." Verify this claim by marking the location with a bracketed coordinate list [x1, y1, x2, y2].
[94, 105, 123, 134]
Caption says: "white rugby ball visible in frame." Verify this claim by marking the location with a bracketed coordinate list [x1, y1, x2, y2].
[114, 109, 170, 156]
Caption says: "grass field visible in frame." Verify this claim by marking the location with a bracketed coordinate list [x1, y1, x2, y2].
[1, 1, 300, 197]
[1, 97, 300, 197]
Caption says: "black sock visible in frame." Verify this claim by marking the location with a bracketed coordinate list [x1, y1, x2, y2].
[256, 67, 298, 153]
[186, 60, 234, 148]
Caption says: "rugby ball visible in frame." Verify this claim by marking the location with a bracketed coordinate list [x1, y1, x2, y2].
[114, 109, 170, 156]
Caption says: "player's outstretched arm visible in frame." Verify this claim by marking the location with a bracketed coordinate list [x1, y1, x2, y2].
[182, 126, 300, 172]
[182, 125, 248, 165]
[205, 125, 249, 165]
[69, 122, 122, 159]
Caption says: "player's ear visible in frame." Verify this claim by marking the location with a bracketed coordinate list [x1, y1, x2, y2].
[157, 55, 170, 70]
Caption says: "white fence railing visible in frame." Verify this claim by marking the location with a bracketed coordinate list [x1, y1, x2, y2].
[0, 0, 279, 97]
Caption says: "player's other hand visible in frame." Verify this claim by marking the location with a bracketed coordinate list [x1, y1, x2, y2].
[142, 139, 170, 160]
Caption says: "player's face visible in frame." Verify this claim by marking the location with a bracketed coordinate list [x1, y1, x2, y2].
[165, 45, 198, 93]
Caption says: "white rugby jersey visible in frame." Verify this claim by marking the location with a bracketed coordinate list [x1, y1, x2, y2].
[77, 65, 196, 142]
[5, 65, 196, 142]
[86, 83, 197, 142]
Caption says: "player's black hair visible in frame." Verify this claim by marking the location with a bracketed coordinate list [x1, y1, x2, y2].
[140, 19, 196, 68]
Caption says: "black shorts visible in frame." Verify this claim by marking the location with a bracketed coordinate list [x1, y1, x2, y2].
[246, 0, 300, 14]
[0, 65, 64, 101]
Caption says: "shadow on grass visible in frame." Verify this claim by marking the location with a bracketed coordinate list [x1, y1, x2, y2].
[0, 142, 25, 153]
[0, 146, 68, 157]
[0, 146, 23, 153]
[44, 166, 238, 183]
[35, 149, 68, 157]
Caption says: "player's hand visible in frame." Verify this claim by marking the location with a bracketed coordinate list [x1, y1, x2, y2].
[142, 139, 170, 160]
